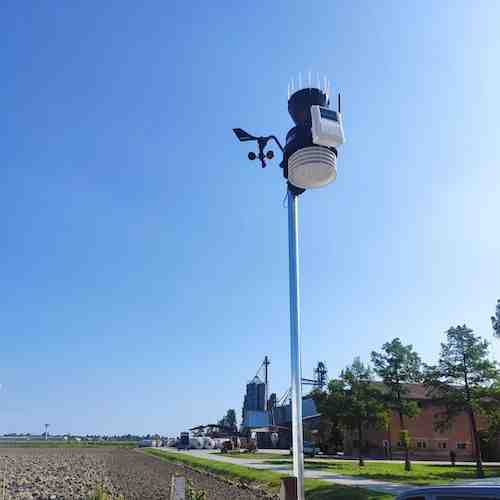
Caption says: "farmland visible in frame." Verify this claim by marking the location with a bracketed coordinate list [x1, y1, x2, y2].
[0, 447, 264, 499]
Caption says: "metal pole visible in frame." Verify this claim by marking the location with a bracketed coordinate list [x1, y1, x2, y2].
[264, 356, 269, 411]
[287, 188, 305, 500]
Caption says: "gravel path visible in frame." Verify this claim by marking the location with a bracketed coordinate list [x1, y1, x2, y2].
[0, 447, 264, 499]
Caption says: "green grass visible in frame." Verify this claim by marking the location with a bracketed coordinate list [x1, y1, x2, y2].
[263, 460, 500, 486]
[143, 449, 394, 500]
[211, 451, 288, 460]
[145, 449, 284, 491]
[0, 440, 137, 448]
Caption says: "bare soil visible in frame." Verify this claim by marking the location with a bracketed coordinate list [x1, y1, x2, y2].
[0, 447, 262, 499]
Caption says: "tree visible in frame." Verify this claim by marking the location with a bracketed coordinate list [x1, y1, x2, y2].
[340, 358, 388, 466]
[371, 338, 422, 471]
[218, 409, 237, 432]
[315, 414, 344, 454]
[312, 381, 345, 454]
[492, 299, 500, 338]
[423, 325, 499, 478]
[479, 379, 500, 460]
[314, 358, 387, 466]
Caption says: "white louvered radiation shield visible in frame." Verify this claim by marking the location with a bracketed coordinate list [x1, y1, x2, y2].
[287, 146, 337, 189]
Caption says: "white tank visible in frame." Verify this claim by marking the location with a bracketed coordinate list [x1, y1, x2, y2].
[202, 437, 215, 449]
[189, 437, 204, 449]
[213, 438, 225, 450]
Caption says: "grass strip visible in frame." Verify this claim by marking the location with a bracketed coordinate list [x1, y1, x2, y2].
[145, 449, 283, 491]
[262, 460, 500, 486]
[217, 451, 289, 460]
[144, 449, 394, 500]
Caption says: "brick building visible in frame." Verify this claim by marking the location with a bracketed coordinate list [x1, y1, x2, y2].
[241, 381, 500, 460]
[341, 383, 497, 461]
[270, 384, 499, 460]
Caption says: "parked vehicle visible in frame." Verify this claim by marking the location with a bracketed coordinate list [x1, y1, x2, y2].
[395, 486, 500, 500]
[220, 440, 233, 453]
[166, 438, 178, 448]
[138, 439, 156, 448]
[239, 437, 257, 453]
[290, 441, 317, 458]
[177, 432, 190, 450]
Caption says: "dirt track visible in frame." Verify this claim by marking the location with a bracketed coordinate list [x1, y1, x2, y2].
[0, 447, 264, 499]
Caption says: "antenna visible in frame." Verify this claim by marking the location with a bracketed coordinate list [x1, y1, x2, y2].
[288, 72, 331, 97]
[338, 93, 341, 113]
[264, 356, 270, 411]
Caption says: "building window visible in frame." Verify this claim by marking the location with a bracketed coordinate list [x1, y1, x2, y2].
[437, 441, 447, 449]
[416, 440, 427, 449]
[457, 442, 467, 450]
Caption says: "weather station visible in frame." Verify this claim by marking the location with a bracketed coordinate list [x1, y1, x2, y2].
[232, 74, 346, 500]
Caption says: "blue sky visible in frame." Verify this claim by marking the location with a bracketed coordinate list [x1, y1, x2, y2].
[2, 1, 500, 436]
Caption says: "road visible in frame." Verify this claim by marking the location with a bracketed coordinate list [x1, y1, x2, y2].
[167, 449, 409, 494]
[164, 448, 500, 495]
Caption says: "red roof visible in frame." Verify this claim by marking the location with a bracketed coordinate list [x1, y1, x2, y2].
[372, 382, 432, 400]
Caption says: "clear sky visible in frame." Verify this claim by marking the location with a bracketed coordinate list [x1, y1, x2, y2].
[2, 1, 500, 436]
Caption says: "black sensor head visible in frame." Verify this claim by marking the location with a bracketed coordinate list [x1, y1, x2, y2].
[288, 88, 329, 126]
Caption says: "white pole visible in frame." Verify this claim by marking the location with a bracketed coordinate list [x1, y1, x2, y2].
[287, 188, 305, 500]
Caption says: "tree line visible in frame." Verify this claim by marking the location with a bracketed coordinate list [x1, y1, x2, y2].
[313, 299, 500, 478]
